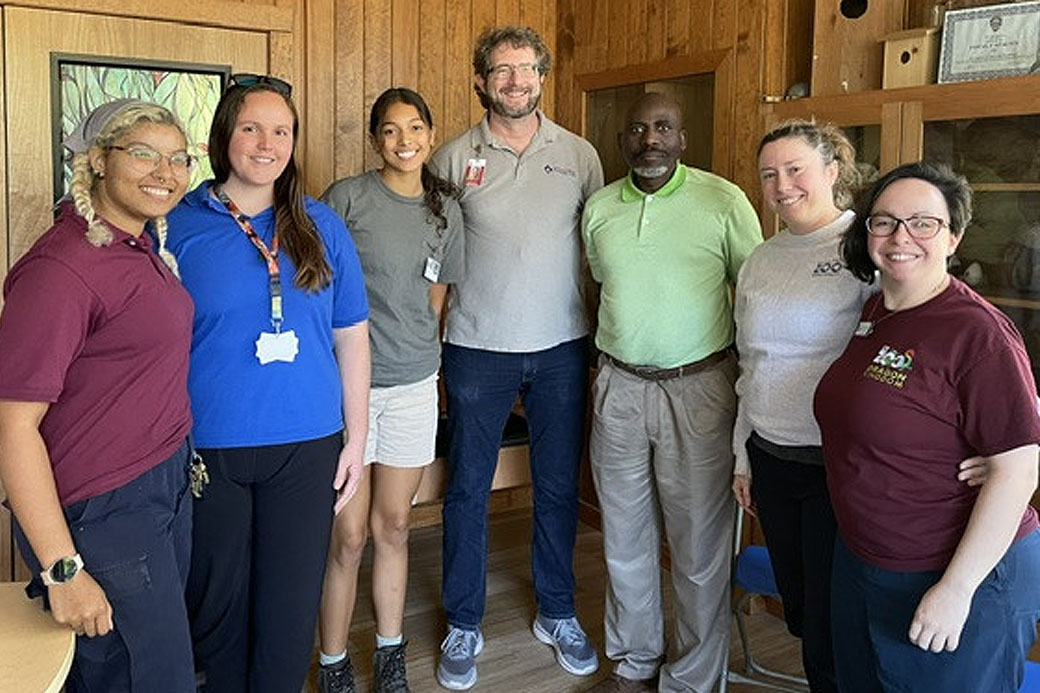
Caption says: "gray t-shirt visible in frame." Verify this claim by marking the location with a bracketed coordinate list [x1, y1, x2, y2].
[323, 170, 464, 387]
[432, 112, 604, 352]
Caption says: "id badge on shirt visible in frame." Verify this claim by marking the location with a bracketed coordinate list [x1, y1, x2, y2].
[463, 158, 486, 186]
[255, 329, 299, 365]
[424, 256, 442, 283]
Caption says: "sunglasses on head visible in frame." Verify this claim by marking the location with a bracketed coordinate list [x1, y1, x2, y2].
[227, 73, 292, 97]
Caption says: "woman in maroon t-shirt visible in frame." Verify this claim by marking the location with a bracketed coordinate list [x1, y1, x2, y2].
[815, 161, 1040, 692]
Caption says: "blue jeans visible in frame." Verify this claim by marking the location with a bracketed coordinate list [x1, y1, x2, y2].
[832, 531, 1040, 693]
[441, 338, 588, 629]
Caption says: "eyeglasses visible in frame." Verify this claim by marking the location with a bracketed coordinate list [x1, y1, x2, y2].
[108, 145, 196, 175]
[486, 63, 540, 80]
[865, 214, 949, 239]
[228, 73, 293, 97]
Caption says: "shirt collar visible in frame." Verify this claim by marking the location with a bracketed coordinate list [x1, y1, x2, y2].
[620, 164, 686, 202]
[471, 110, 556, 153]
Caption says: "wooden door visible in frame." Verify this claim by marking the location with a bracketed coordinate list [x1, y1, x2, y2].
[0, 6, 267, 581]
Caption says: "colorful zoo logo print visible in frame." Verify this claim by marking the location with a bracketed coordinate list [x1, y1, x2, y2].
[863, 344, 914, 389]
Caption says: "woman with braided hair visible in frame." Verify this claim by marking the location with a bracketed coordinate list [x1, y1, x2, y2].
[0, 99, 196, 691]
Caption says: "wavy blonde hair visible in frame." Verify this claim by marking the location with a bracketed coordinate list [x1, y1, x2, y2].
[70, 102, 186, 276]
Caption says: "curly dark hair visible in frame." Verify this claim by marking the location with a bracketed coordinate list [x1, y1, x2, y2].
[842, 161, 973, 283]
[368, 87, 460, 230]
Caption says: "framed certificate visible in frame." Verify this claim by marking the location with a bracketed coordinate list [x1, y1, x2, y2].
[938, 0, 1040, 83]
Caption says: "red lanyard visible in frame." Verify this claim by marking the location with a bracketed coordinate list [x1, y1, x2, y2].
[216, 186, 284, 331]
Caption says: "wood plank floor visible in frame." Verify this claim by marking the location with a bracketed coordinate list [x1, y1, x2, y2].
[305, 508, 805, 692]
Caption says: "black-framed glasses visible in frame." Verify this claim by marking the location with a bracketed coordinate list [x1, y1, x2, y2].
[865, 214, 949, 239]
[108, 145, 196, 175]
[228, 73, 293, 97]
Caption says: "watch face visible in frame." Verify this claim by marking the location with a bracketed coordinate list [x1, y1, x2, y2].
[50, 557, 79, 583]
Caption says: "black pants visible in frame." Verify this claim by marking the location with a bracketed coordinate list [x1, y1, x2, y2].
[186, 432, 341, 693]
[747, 435, 838, 693]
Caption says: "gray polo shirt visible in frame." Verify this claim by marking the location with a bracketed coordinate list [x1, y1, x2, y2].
[323, 170, 464, 387]
[431, 112, 603, 352]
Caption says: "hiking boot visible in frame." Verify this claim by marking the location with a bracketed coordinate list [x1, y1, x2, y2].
[317, 655, 356, 693]
[373, 641, 411, 693]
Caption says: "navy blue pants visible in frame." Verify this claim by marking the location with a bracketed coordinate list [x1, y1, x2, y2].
[186, 432, 340, 693]
[832, 531, 1040, 693]
[747, 437, 838, 692]
[15, 441, 195, 693]
[441, 338, 587, 629]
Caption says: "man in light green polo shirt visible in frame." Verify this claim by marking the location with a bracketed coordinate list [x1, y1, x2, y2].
[582, 93, 761, 693]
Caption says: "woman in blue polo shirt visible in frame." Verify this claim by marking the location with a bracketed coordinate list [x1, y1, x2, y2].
[166, 75, 370, 693]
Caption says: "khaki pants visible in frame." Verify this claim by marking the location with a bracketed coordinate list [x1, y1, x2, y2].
[590, 353, 737, 692]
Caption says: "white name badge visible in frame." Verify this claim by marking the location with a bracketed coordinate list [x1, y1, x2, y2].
[255, 329, 299, 365]
[424, 256, 441, 283]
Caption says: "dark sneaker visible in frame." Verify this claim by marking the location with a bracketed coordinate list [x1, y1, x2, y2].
[373, 641, 411, 693]
[436, 626, 483, 690]
[317, 655, 356, 693]
[533, 614, 599, 676]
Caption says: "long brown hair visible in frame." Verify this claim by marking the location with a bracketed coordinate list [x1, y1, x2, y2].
[208, 83, 331, 292]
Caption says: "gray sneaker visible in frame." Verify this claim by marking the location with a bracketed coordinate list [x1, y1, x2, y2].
[436, 626, 484, 690]
[533, 614, 599, 676]
[317, 655, 356, 693]
[373, 641, 410, 693]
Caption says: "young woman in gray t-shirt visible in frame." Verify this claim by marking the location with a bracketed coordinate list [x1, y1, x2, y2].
[318, 87, 464, 693]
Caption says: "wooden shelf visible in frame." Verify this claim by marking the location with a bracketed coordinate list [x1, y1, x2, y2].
[768, 73, 1040, 122]
[971, 183, 1040, 193]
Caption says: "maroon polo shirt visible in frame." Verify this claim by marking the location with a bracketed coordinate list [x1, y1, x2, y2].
[0, 204, 193, 505]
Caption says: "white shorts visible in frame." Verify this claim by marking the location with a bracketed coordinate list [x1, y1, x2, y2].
[363, 373, 439, 468]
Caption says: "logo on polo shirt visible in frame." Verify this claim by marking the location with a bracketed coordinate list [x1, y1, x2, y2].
[544, 163, 577, 179]
[863, 344, 914, 389]
[812, 258, 846, 277]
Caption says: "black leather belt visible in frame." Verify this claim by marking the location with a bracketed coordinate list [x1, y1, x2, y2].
[606, 348, 730, 381]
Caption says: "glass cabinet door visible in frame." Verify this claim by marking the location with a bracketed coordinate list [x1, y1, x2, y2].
[924, 114, 1040, 383]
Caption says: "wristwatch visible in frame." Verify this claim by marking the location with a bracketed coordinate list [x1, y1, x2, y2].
[41, 553, 84, 586]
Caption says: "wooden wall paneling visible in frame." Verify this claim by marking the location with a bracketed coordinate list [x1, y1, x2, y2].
[783, 0, 814, 94]
[762, 0, 789, 98]
[731, 0, 766, 210]
[811, 0, 904, 96]
[646, 0, 666, 63]
[554, 0, 580, 133]
[418, 0, 446, 149]
[880, 100, 903, 174]
[712, 51, 736, 183]
[469, 0, 496, 124]
[588, 0, 608, 75]
[539, 0, 555, 117]
[391, 0, 419, 89]
[0, 0, 293, 32]
[363, 0, 391, 171]
[898, 100, 923, 164]
[443, 0, 474, 140]
[667, 0, 693, 58]
[606, 0, 626, 70]
[712, 0, 736, 52]
[494, 0, 518, 25]
[627, 0, 648, 67]
[333, 0, 365, 178]
[304, 0, 335, 194]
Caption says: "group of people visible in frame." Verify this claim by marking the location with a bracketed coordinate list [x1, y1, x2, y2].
[0, 21, 1037, 693]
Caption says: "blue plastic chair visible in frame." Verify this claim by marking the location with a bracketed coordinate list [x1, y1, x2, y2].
[720, 507, 809, 693]
[1020, 660, 1040, 692]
